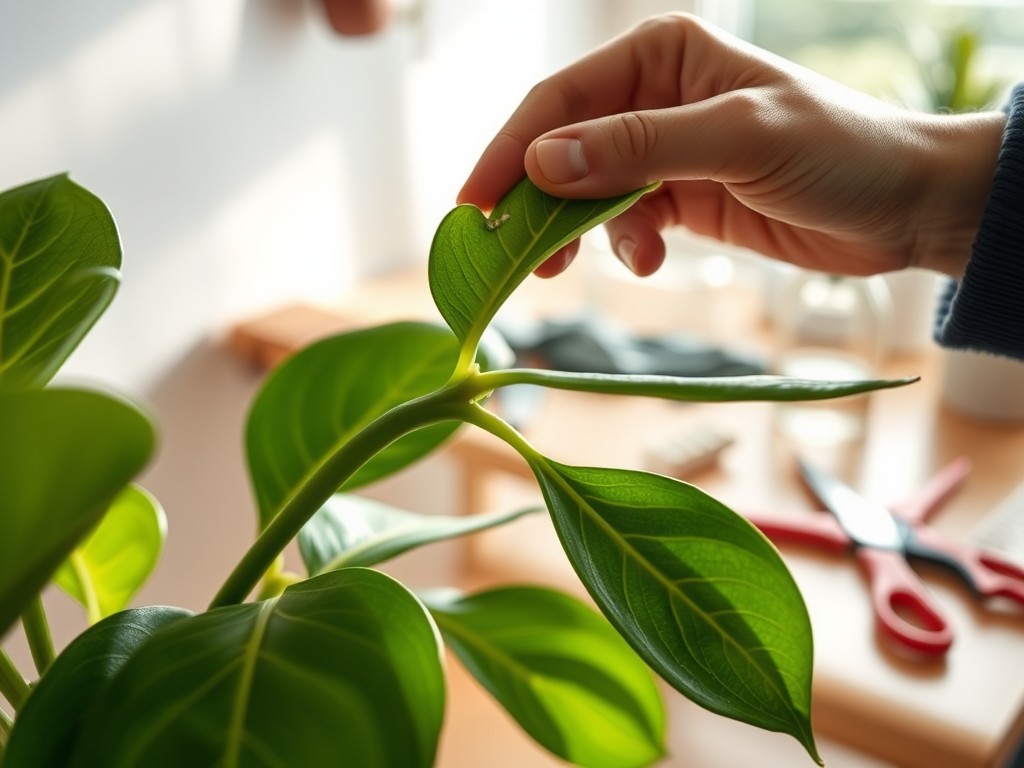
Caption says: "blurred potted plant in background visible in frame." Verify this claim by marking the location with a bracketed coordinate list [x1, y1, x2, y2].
[910, 23, 1006, 113]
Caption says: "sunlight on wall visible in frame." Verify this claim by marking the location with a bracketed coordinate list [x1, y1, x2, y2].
[0, 1, 246, 182]
[63, 1, 190, 144]
[215, 128, 355, 313]
[403, 1, 556, 253]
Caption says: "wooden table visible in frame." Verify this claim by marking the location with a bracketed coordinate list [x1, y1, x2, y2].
[230, 261, 1024, 768]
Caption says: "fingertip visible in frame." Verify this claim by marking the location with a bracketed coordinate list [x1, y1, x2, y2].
[524, 130, 650, 200]
[533, 137, 589, 185]
[630, 247, 666, 277]
[533, 253, 573, 278]
[613, 233, 665, 277]
[533, 241, 579, 278]
[455, 179, 488, 210]
[458, 133, 531, 210]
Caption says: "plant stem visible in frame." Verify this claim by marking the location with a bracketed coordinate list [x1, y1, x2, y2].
[0, 648, 30, 711]
[210, 394, 467, 609]
[21, 596, 55, 675]
[69, 551, 102, 625]
[457, 401, 539, 462]
[0, 704, 11, 748]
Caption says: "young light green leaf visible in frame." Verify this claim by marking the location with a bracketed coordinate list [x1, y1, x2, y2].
[0, 174, 122, 392]
[298, 493, 540, 574]
[423, 585, 666, 768]
[54, 484, 166, 624]
[528, 459, 822, 765]
[246, 322, 463, 530]
[429, 177, 657, 371]
[0, 388, 155, 639]
[4, 606, 191, 768]
[70, 569, 445, 768]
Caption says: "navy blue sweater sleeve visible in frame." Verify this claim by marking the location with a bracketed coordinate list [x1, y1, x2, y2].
[934, 83, 1024, 358]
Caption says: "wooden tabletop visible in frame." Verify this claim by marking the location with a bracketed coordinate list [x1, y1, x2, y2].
[230, 258, 1024, 768]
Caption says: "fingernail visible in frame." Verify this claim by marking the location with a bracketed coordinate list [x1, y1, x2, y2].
[535, 138, 588, 184]
[616, 239, 637, 272]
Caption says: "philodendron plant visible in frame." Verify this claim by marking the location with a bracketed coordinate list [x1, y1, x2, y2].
[0, 174, 914, 768]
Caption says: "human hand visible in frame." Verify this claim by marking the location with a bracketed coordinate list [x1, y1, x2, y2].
[458, 14, 1005, 279]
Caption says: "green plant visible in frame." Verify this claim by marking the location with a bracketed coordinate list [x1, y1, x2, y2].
[0, 173, 915, 767]
[913, 24, 1006, 113]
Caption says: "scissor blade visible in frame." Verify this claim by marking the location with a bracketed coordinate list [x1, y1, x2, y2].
[798, 460, 904, 550]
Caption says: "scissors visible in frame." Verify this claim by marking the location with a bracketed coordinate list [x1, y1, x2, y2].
[744, 456, 1024, 656]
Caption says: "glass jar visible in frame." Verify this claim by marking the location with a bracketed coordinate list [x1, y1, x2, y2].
[773, 271, 892, 447]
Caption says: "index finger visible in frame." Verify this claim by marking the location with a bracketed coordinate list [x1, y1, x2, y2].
[455, 13, 766, 210]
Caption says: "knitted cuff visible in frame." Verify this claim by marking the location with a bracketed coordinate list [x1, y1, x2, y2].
[934, 83, 1024, 358]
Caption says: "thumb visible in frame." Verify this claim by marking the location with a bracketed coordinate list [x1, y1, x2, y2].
[524, 97, 762, 198]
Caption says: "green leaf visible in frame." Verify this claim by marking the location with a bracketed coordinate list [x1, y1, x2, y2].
[429, 177, 656, 370]
[0, 388, 155, 638]
[4, 606, 191, 768]
[54, 484, 166, 624]
[299, 493, 540, 574]
[424, 586, 666, 768]
[0, 174, 122, 392]
[528, 459, 822, 765]
[245, 322, 462, 530]
[477, 368, 917, 402]
[69, 569, 445, 768]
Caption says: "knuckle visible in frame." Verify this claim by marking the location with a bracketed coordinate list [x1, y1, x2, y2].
[607, 112, 659, 163]
[634, 11, 701, 37]
[525, 74, 590, 122]
[721, 89, 783, 134]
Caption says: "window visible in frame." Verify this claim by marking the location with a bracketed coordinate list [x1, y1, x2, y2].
[747, 0, 1024, 111]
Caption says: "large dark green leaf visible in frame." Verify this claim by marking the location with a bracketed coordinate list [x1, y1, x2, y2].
[429, 177, 656, 369]
[69, 568, 445, 768]
[0, 388, 155, 638]
[54, 484, 166, 623]
[424, 586, 665, 768]
[299, 493, 540, 574]
[4, 606, 191, 768]
[245, 322, 462, 529]
[0, 175, 121, 391]
[529, 459, 822, 765]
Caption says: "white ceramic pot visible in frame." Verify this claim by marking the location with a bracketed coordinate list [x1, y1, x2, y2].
[942, 348, 1024, 422]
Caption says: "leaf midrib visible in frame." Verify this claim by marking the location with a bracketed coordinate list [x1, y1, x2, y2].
[536, 458, 802, 730]
[224, 600, 276, 768]
[431, 608, 546, 689]
[463, 197, 567, 353]
[0, 179, 53, 364]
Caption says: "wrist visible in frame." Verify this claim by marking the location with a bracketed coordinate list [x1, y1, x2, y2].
[912, 110, 1006, 277]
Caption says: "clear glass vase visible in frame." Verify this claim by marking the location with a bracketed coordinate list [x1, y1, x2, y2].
[774, 271, 892, 447]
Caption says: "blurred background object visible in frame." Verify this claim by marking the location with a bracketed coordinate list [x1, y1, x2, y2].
[321, 0, 396, 36]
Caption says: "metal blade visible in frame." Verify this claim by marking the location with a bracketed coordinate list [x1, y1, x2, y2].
[798, 460, 903, 550]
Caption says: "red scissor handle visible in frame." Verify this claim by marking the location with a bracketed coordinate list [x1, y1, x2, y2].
[908, 524, 1024, 606]
[743, 510, 850, 552]
[890, 456, 972, 525]
[857, 547, 954, 655]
